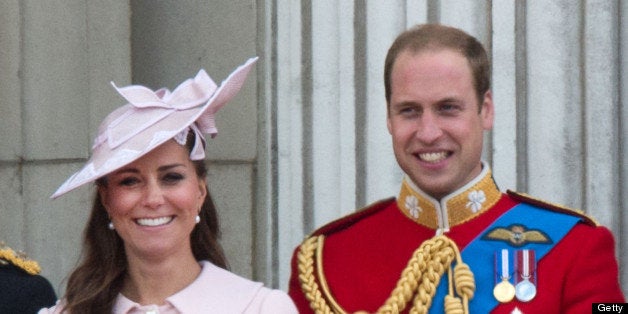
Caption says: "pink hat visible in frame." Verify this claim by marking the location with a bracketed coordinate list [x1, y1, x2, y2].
[51, 57, 258, 199]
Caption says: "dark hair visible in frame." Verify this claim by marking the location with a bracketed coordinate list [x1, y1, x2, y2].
[63, 131, 226, 313]
[384, 24, 491, 108]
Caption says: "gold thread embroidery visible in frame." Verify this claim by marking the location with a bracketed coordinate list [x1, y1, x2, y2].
[398, 169, 501, 229]
[446, 173, 501, 226]
[0, 242, 41, 275]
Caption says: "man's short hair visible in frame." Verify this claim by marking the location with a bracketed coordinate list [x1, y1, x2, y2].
[384, 24, 491, 107]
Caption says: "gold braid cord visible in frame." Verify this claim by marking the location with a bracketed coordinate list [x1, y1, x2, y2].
[297, 235, 475, 314]
[298, 236, 334, 314]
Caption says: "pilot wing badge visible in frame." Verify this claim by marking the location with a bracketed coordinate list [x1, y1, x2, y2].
[482, 224, 552, 247]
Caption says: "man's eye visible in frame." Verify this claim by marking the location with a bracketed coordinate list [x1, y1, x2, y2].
[399, 107, 419, 116]
[440, 103, 460, 112]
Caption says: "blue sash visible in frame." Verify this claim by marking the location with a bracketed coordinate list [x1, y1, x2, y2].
[429, 203, 581, 313]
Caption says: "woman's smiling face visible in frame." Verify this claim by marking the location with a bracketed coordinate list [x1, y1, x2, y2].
[99, 140, 207, 260]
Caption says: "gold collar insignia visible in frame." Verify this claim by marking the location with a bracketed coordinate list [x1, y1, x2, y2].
[397, 163, 502, 231]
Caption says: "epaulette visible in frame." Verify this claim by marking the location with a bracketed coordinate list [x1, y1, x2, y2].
[308, 197, 396, 238]
[506, 190, 597, 226]
[0, 241, 41, 275]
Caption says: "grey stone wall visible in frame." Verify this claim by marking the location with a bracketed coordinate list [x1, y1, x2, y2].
[1, 0, 132, 296]
[0, 0, 262, 297]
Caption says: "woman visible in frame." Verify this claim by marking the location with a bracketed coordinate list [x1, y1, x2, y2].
[40, 57, 297, 313]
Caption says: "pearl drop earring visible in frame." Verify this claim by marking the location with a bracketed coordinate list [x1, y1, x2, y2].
[108, 222, 115, 230]
[195, 215, 201, 224]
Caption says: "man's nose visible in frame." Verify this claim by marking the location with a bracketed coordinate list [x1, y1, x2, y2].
[415, 113, 443, 143]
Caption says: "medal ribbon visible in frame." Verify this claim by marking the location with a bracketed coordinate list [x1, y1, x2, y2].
[428, 203, 581, 313]
[516, 249, 536, 283]
[493, 249, 516, 303]
[514, 249, 538, 302]
[498, 249, 511, 281]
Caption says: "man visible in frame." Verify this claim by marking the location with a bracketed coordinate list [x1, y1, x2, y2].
[0, 241, 57, 313]
[288, 24, 624, 313]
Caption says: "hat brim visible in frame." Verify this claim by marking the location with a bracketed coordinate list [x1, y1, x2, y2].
[51, 57, 258, 199]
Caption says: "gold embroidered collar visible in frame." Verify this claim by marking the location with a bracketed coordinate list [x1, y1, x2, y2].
[397, 163, 501, 232]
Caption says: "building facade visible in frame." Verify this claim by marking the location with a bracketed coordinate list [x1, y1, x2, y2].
[0, 0, 626, 297]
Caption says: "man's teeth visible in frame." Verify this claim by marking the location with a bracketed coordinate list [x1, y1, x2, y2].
[419, 152, 447, 162]
[136, 216, 173, 226]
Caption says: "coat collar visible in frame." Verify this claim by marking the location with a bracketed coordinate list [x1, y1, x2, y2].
[397, 162, 502, 233]
[114, 261, 264, 313]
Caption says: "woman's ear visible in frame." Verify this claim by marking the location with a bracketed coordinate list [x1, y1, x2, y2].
[98, 185, 111, 213]
[198, 178, 207, 203]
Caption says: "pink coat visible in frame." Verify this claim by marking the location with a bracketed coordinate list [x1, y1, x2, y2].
[40, 261, 297, 313]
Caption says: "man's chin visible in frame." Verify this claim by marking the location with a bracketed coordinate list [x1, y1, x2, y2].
[408, 177, 453, 200]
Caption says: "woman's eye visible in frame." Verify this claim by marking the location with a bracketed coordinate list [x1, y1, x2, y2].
[162, 173, 184, 184]
[118, 177, 139, 186]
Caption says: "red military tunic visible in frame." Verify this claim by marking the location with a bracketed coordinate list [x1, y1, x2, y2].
[288, 166, 625, 313]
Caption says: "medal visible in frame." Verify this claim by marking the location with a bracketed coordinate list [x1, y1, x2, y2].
[494, 280, 516, 303]
[515, 249, 537, 302]
[493, 249, 515, 302]
[515, 279, 536, 302]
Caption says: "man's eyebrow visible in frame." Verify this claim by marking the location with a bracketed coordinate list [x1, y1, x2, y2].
[438, 97, 459, 103]
[391, 100, 420, 108]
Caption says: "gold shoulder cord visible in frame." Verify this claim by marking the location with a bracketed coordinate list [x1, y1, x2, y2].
[0, 242, 41, 275]
[297, 235, 475, 314]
